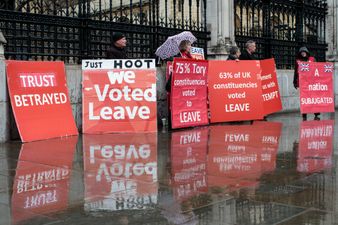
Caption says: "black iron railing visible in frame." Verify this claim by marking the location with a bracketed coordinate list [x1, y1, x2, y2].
[234, 0, 327, 69]
[0, 0, 209, 63]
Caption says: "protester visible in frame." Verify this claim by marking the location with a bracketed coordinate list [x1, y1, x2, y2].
[239, 40, 257, 60]
[106, 32, 128, 59]
[166, 40, 193, 92]
[293, 46, 320, 121]
[177, 40, 193, 59]
[227, 46, 241, 60]
[165, 40, 193, 129]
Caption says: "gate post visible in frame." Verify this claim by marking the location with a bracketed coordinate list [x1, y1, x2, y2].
[0, 30, 10, 142]
[206, 0, 235, 59]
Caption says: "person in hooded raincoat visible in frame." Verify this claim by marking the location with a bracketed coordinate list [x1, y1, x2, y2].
[293, 46, 320, 121]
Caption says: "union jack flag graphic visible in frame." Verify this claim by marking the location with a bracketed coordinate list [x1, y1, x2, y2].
[300, 63, 310, 72]
[324, 64, 333, 73]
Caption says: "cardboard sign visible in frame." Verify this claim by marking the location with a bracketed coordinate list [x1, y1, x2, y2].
[11, 136, 78, 224]
[208, 60, 264, 122]
[6, 61, 78, 142]
[170, 128, 208, 201]
[82, 59, 157, 133]
[83, 133, 158, 211]
[190, 47, 205, 60]
[260, 59, 282, 115]
[298, 62, 334, 113]
[171, 58, 209, 129]
[297, 120, 334, 173]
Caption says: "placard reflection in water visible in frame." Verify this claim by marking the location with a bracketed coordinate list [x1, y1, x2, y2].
[170, 127, 209, 202]
[83, 133, 158, 211]
[11, 136, 78, 224]
[169, 122, 282, 200]
[297, 120, 334, 173]
[207, 122, 282, 191]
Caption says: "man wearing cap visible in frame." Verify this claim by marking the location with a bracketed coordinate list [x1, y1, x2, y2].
[106, 32, 128, 59]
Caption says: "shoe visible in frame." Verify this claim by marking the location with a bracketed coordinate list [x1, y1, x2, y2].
[314, 116, 320, 121]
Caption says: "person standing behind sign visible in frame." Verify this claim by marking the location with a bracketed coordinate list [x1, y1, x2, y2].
[239, 40, 257, 60]
[293, 46, 320, 121]
[166, 40, 193, 92]
[106, 32, 128, 59]
[227, 46, 241, 61]
[165, 40, 193, 129]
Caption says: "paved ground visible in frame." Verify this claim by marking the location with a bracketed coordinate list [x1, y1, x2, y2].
[0, 112, 337, 225]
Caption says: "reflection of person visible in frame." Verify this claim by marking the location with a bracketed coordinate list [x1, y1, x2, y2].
[239, 40, 257, 60]
[227, 46, 241, 60]
[106, 32, 128, 59]
[293, 47, 320, 121]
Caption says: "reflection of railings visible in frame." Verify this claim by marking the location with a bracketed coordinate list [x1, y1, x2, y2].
[0, 0, 209, 62]
[234, 0, 327, 69]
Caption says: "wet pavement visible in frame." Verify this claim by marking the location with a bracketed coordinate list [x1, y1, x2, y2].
[0, 112, 338, 225]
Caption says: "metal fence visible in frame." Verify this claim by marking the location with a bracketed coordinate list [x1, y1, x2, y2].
[234, 0, 328, 69]
[0, 0, 209, 63]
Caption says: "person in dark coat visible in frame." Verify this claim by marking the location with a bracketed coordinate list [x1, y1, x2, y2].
[106, 32, 128, 59]
[239, 40, 257, 60]
[293, 46, 320, 121]
[227, 46, 241, 60]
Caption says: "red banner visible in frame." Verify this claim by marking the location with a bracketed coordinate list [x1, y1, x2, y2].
[298, 62, 334, 113]
[171, 58, 209, 129]
[170, 128, 208, 202]
[260, 59, 282, 115]
[208, 60, 264, 122]
[82, 59, 157, 133]
[11, 137, 77, 224]
[297, 120, 334, 173]
[83, 133, 158, 211]
[6, 61, 78, 142]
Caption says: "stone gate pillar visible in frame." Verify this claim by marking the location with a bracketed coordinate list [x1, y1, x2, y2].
[0, 30, 9, 143]
[206, 0, 235, 59]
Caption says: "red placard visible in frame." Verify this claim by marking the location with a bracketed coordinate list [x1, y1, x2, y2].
[6, 61, 78, 142]
[297, 120, 334, 173]
[260, 59, 283, 115]
[171, 58, 209, 129]
[298, 62, 334, 113]
[208, 60, 264, 122]
[170, 128, 208, 201]
[11, 136, 78, 224]
[82, 59, 157, 133]
[83, 133, 158, 211]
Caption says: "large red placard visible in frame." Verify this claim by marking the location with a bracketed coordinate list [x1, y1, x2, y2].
[208, 60, 264, 122]
[298, 62, 334, 113]
[6, 61, 78, 142]
[171, 58, 209, 129]
[82, 59, 157, 133]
